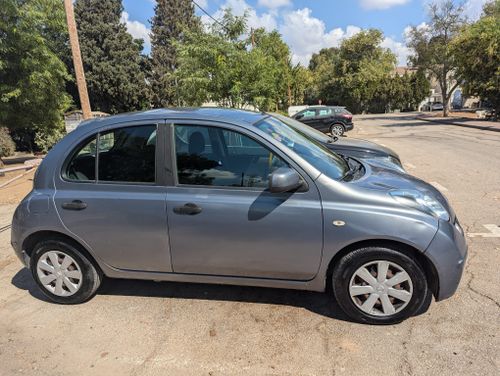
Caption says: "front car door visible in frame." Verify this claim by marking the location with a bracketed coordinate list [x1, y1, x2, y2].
[53, 122, 172, 272]
[165, 121, 323, 280]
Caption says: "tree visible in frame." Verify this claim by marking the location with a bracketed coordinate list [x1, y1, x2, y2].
[453, 0, 500, 116]
[407, 0, 466, 116]
[309, 30, 397, 113]
[0, 0, 71, 152]
[74, 0, 148, 113]
[174, 10, 297, 111]
[150, 0, 199, 107]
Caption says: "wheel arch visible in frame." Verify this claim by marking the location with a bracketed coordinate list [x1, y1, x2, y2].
[22, 230, 103, 275]
[325, 239, 439, 298]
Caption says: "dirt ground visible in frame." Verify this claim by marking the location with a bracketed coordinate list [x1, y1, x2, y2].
[0, 164, 36, 204]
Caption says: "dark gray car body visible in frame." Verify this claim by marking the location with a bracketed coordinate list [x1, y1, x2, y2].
[11, 108, 467, 300]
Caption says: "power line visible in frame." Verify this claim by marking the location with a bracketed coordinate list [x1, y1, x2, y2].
[191, 0, 228, 31]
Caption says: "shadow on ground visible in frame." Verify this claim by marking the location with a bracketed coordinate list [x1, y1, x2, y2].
[11, 267, 352, 322]
[355, 114, 419, 121]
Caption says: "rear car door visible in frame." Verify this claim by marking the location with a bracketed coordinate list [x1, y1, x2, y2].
[53, 122, 172, 272]
[165, 121, 323, 280]
[296, 109, 319, 128]
[316, 107, 334, 132]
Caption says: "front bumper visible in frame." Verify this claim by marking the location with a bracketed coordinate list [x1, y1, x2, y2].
[424, 218, 468, 301]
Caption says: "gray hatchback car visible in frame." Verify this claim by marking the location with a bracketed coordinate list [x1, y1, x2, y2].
[11, 108, 467, 324]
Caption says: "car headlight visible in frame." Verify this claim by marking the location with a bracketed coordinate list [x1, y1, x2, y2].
[390, 189, 449, 221]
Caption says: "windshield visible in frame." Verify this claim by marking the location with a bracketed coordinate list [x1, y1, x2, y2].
[254, 116, 349, 180]
[270, 113, 331, 144]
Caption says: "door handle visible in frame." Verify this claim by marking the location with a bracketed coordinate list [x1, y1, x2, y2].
[173, 203, 202, 215]
[61, 200, 87, 211]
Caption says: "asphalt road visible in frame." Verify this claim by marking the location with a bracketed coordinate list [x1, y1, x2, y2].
[0, 113, 498, 375]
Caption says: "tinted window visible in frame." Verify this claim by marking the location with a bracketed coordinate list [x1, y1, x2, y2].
[66, 137, 97, 181]
[98, 125, 156, 183]
[301, 109, 316, 118]
[318, 108, 332, 116]
[175, 125, 287, 188]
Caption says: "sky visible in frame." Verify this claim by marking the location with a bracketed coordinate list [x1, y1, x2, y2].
[121, 0, 488, 67]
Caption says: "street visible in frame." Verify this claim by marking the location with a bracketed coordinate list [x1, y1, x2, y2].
[0, 113, 499, 375]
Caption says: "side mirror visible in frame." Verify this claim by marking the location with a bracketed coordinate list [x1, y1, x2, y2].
[295, 114, 304, 120]
[269, 167, 303, 193]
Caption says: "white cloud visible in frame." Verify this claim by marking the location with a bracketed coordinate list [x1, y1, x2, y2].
[463, 0, 488, 21]
[257, 0, 291, 9]
[280, 8, 361, 65]
[200, 3, 413, 66]
[359, 0, 410, 10]
[201, 0, 278, 31]
[381, 37, 410, 66]
[120, 11, 151, 49]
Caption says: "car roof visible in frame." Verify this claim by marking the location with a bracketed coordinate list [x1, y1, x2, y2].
[307, 105, 346, 108]
[77, 107, 267, 129]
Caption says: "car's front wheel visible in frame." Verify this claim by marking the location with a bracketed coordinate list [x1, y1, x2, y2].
[332, 246, 430, 324]
[31, 239, 101, 304]
[330, 123, 345, 137]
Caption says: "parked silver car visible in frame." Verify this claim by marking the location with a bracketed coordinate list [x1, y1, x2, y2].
[11, 108, 467, 324]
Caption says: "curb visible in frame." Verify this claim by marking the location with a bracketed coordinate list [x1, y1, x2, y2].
[418, 116, 500, 133]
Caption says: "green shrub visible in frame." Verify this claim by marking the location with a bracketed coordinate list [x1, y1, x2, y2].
[0, 127, 16, 158]
[34, 126, 66, 153]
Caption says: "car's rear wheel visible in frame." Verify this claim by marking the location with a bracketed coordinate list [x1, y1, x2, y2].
[332, 246, 430, 324]
[31, 240, 101, 304]
[330, 123, 345, 137]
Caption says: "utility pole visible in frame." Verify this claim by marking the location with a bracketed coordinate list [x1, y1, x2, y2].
[63, 0, 92, 120]
[251, 28, 255, 48]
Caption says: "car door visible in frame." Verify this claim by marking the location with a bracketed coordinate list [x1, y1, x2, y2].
[53, 122, 172, 272]
[296, 109, 318, 128]
[316, 107, 334, 132]
[165, 122, 323, 280]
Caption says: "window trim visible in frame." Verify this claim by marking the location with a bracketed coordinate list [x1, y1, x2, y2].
[61, 123, 160, 186]
[169, 122, 308, 192]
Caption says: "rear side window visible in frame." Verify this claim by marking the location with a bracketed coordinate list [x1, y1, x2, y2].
[66, 137, 97, 181]
[64, 125, 156, 184]
[318, 108, 332, 116]
[98, 126, 156, 183]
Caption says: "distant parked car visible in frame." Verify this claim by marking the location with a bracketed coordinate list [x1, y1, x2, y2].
[292, 106, 353, 137]
[422, 102, 444, 112]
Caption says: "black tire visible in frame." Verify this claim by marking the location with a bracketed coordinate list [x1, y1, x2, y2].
[332, 246, 430, 325]
[330, 123, 345, 137]
[30, 240, 101, 304]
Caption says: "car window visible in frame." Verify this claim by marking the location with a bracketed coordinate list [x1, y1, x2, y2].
[271, 113, 331, 144]
[98, 125, 157, 183]
[318, 108, 332, 116]
[174, 125, 288, 188]
[255, 116, 349, 180]
[65, 125, 157, 184]
[300, 109, 316, 118]
[65, 137, 97, 181]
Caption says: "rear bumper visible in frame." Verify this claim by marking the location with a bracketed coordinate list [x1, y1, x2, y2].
[425, 218, 468, 301]
[344, 122, 354, 131]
